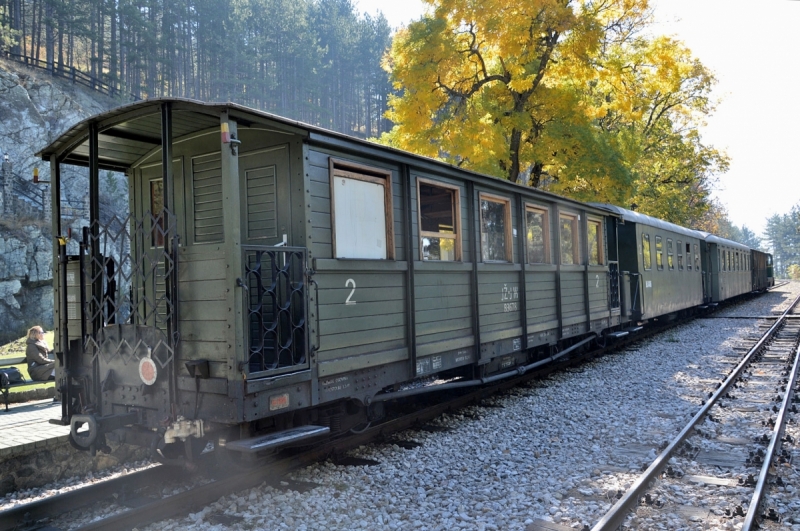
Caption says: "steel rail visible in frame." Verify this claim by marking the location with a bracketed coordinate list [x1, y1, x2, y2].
[741, 335, 800, 530]
[590, 291, 800, 531]
[768, 280, 790, 291]
[0, 465, 175, 531]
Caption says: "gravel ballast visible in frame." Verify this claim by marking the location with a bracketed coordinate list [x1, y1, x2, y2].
[8, 282, 800, 531]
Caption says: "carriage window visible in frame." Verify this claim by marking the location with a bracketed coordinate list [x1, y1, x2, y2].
[727, 251, 732, 271]
[667, 238, 674, 270]
[587, 218, 603, 266]
[694, 244, 700, 270]
[655, 236, 663, 270]
[418, 179, 460, 261]
[736, 252, 740, 271]
[150, 179, 165, 248]
[331, 160, 394, 259]
[559, 212, 580, 265]
[526, 205, 550, 264]
[480, 194, 512, 262]
[642, 234, 652, 270]
[677, 240, 684, 270]
[686, 242, 692, 271]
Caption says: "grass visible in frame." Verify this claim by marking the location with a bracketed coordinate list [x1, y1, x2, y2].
[0, 331, 56, 392]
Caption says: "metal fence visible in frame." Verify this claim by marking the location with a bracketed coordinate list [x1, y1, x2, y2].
[1, 50, 139, 101]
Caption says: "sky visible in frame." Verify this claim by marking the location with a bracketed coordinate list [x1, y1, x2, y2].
[351, 0, 800, 237]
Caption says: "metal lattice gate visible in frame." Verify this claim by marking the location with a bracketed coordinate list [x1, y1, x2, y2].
[608, 261, 621, 310]
[242, 246, 308, 378]
[77, 209, 180, 372]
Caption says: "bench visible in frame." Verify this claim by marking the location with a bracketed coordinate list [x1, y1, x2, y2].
[1, 356, 29, 412]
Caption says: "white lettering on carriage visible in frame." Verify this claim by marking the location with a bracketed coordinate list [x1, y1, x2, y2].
[501, 284, 519, 302]
[345, 279, 357, 305]
[454, 350, 471, 363]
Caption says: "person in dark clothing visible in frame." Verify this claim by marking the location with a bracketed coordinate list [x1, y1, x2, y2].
[25, 326, 55, 381]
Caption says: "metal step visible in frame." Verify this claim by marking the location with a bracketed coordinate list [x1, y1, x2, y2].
[225, 425, 330, 453]
[606, 331, 629, 339]
[621, 325, 643, 334]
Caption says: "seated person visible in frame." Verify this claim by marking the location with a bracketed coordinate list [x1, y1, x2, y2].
[26, 326, 55, 381]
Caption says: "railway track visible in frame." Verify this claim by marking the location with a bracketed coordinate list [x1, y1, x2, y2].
[0, 291, 784, 531]
[590, 292, 800, 530]
[6, 339, 615, 531]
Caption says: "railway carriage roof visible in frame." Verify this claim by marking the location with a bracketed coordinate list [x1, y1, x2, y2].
[36, 98, 618, 215]
[589, 204, 705, 240]
[695, 232, 752, 251]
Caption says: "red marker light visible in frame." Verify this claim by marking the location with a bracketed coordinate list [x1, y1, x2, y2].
[221, 122, 230, 143]
[33, 167, 39, 183]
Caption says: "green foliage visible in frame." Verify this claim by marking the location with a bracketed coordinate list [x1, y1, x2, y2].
[765, 204, 800, 278]
[0, 14, 18, 49]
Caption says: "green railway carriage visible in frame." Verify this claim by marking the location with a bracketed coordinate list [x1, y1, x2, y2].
[751, 249, 774, 292]
[38, 99, 626, 459]
[592, 205, 705, 321]
[698, 234, 753, 303]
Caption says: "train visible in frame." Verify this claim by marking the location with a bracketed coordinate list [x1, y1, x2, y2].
[37, 98, 773, 463]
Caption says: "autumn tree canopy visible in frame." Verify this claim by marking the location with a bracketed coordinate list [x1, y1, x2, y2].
[380, 0, 726, 223]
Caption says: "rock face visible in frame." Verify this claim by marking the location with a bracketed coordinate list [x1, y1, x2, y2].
[0, 58, 121, 343]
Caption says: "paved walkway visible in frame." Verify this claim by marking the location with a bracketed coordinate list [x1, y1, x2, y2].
[0, 399, 70, 459]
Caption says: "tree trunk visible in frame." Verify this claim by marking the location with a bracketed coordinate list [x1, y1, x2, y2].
[109, 0, 117, 93]
[97, 0, 104, 84]
[10, 0, 22, 55]
[57, 3, 64, 70]
[45, 0, 53, 71]
[507, 128, 522, 183]
[32, 0, 39, 61]
[530, 162, 544, 189]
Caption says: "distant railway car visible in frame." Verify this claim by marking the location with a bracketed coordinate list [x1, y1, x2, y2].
[39, 99, 627, 461]
[698, 234, 753, 303]
[751, 249, 774, 292]
[591, 205, 704, 322]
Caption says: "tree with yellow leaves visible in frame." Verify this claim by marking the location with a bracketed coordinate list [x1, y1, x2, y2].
[584, 31, 728, 224]
[381, 0, 725, 224]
